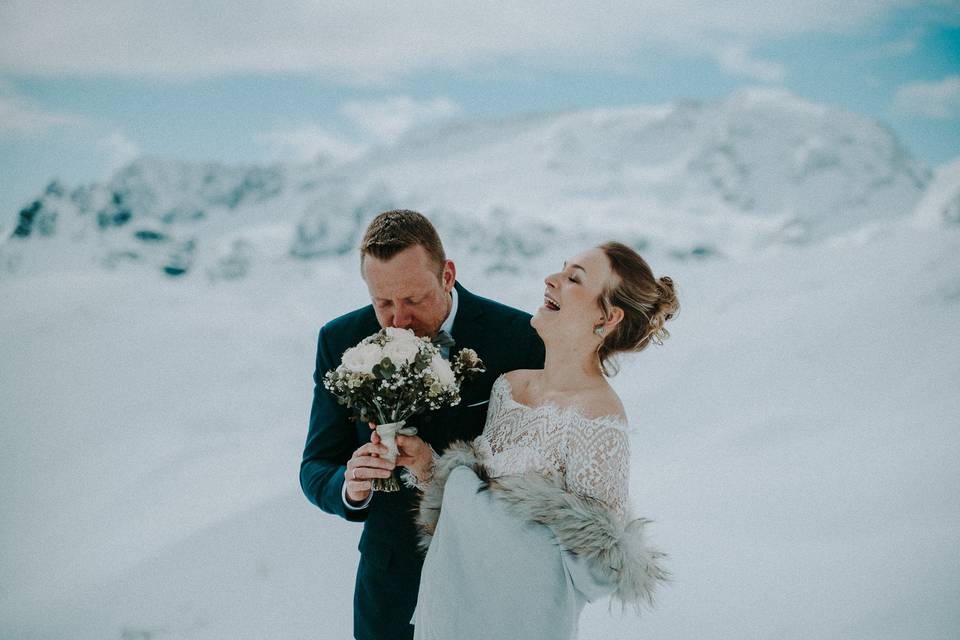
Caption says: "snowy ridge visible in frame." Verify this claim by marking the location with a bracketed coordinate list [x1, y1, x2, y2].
[911, 156, 960, 227]
[0, 89, 932, 279]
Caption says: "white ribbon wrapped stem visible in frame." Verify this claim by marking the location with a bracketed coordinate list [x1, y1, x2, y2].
[375, 420, 419, 462]
[372, 420, 418, 492]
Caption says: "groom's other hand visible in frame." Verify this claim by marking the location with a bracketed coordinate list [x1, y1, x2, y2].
[345, 434, 394, 504]
[396, 434, 434, 483]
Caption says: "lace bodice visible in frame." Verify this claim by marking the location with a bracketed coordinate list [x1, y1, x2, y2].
[473, 375, 630, 516]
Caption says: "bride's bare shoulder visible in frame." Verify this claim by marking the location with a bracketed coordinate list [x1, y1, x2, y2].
[503, 369, 536, 387]
[575, 385, 627, 423]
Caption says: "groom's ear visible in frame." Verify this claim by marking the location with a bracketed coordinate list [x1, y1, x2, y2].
[441, 260, 456, 291]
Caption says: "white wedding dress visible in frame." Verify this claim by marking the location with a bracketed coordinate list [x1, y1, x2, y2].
[473, 375, 630, 516]
[413, 374, 665, 640]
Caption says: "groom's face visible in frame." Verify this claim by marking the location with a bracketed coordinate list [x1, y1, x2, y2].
[362, 244, 456, 338]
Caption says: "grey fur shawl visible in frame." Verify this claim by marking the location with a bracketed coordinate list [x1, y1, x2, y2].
[416, 440, 669, 611]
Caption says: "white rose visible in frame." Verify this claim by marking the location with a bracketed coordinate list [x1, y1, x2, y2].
[430, 354, 456, 387]
[384, 327, 418, 343]
[382, 338, 419, 366]
[342, 342, 383, 375]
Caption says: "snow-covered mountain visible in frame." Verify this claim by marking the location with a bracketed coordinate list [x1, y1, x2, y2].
[0, 89, 934, 280]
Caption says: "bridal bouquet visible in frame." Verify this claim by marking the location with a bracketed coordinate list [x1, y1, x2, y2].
[324, 326, 486, 492]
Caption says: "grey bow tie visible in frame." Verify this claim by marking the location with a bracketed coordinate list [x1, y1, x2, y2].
[432, 330, 456, 350]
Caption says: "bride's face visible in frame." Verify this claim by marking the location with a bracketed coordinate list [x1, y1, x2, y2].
[532, 247, 616, 341]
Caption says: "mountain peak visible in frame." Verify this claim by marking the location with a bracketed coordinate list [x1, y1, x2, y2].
[1, 92, 932, 278]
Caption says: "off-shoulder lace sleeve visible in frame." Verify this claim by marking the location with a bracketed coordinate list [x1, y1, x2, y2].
[562, 416, 630, 517]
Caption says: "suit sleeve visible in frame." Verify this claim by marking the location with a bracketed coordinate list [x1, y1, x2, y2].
[299, 326, 368, 522]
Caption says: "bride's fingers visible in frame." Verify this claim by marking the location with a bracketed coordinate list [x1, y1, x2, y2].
[395, 435, 423, 451]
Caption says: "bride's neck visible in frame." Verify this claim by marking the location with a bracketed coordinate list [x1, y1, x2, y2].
[540, 342, 604, 391]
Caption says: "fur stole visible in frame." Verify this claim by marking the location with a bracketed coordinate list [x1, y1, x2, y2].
[416, 440, 670, 611]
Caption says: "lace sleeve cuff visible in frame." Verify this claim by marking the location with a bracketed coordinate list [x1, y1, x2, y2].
[400, 444, 442, 492]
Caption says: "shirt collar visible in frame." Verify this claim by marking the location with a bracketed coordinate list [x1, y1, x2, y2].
[440, 286, 458, 336]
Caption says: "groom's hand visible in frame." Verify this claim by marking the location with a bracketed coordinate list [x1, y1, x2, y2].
[344, 429, 394, 504]
[396, 435, 434, 483]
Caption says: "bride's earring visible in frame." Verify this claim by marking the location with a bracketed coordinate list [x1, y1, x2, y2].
[594, 326, 604, 336]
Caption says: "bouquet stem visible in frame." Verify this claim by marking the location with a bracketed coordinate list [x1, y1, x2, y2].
[372, 420, 417, 493]
[372, 474, 401, 492]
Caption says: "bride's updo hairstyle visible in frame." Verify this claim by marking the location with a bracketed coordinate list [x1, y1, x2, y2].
[596, 241, 679, 376]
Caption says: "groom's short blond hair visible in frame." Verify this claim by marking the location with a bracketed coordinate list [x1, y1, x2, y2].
[360, 209, 447, 278]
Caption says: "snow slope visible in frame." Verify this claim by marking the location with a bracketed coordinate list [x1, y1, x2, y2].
[2, 220, 959, 639]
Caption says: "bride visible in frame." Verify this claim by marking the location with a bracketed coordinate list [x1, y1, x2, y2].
[402, 241, 678, 639]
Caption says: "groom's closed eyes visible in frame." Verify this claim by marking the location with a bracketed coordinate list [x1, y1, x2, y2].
[376, 296, 426, 308]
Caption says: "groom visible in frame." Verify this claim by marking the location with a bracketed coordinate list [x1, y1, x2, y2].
[300, 209, 545, 640]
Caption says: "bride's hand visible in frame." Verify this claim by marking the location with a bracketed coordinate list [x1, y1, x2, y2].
[395, 434, 435, 483]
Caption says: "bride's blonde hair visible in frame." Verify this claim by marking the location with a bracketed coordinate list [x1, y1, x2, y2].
[596, 241, 679, 376]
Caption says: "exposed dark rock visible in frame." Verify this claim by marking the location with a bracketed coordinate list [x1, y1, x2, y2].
[13, 201, 43, 238]
[44, 180, 65, 197]
[163, 238, 195, 277]
[160, 208, 205, 224]
[98, 207, 133, 229]
[133, 229, 170, 242]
